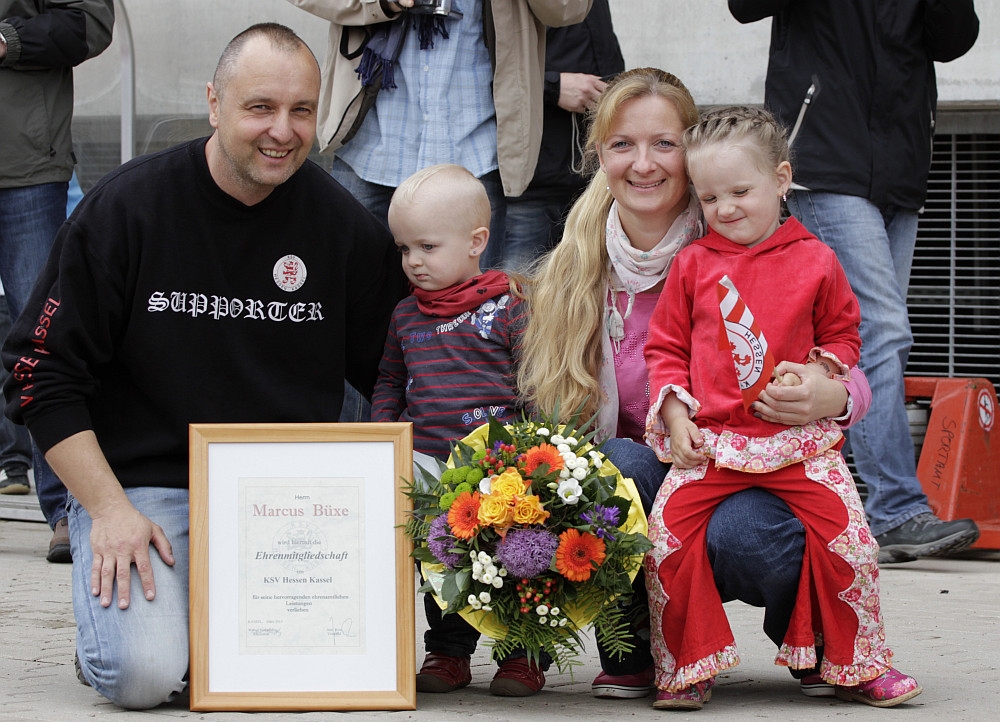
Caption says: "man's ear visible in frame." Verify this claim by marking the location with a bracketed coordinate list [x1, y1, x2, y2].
[207, 82, 220, 129]
[470, 226, 489, 257]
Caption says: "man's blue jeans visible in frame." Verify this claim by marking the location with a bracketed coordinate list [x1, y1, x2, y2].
[786, 190, 931, 535]
[330, 157, 508, 270]
[70, 487, 190, 709]
[0, 182, 69, 526]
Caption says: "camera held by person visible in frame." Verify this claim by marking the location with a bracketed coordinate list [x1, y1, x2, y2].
[409, 0, 461, 18]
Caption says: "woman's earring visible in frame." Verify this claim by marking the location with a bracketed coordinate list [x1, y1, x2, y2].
[782, 192, 788, 202]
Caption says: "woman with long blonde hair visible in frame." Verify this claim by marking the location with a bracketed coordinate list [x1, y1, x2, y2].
[518, 68, 873, 704]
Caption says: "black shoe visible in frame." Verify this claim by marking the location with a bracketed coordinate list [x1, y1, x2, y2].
[0, 462, 30, 495]
[875, 512, 979, 564]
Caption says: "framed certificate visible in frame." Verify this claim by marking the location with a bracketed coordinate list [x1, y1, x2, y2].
[189, 423, 415, 711]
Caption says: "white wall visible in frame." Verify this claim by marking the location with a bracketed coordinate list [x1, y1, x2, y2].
[72, 0, 999, 118]
[73, 0, 332, 118]
[607, 0, 1000, 108]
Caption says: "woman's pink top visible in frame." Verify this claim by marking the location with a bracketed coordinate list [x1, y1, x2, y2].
[613, 290, 660, 442]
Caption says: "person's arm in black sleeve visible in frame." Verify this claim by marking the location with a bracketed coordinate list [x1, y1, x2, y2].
[1, 0, 114, 68]
[344, 217, 408, 401]
[728, 0, 790, 24]
[924, 0, 979, 62]
[2, 210, 174, 612]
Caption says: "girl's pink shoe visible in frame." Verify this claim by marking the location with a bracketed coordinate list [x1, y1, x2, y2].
[652, 677, 715, 710]
[834, 668, 922, 708]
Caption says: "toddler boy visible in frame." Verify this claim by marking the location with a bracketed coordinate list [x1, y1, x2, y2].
[372, 164, 545, 696]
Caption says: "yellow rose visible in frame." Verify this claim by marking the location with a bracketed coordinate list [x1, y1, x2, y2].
[478, 493, 514, 528]
[512, 494, 550, 525]
[492, 467, 528, 500]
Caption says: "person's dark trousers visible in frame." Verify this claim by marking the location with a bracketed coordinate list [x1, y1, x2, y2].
[707, 487, 821, 677]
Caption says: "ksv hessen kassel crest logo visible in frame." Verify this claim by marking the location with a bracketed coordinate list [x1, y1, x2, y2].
[273, 254, 307, 292]
[717, 275, 775, 410]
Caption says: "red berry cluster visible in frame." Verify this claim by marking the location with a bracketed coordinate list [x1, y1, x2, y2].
[479, 442, 522, 477]
[516, 577, 556, 614]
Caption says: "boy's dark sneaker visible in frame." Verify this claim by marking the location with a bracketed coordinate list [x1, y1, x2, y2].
[0, 462, 30, 495]
[490, 657, 545, 696]
[415, 652, 471, 693]
[875, 512, 979, 564]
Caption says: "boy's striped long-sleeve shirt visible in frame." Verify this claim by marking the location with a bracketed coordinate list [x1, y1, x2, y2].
[372, 291, 525, 458]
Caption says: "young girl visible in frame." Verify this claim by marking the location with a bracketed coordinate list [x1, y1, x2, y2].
[642, 106, 921, 710]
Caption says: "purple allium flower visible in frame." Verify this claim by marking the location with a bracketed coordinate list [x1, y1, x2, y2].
[581, 504, 621, 541]
[496, 527, 560, 578]
[427, 514, 464, 569]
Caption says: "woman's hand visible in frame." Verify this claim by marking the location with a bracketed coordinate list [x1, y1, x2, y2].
[752, 360, 849, 426]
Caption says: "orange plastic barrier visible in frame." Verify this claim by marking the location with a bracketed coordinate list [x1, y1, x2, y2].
[905, 377, 999, 550]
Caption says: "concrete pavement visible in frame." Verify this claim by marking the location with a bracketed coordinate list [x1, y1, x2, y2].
[2, 517, 998, 721]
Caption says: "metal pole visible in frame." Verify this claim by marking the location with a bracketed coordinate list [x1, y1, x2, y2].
[114, 0, 135, 164]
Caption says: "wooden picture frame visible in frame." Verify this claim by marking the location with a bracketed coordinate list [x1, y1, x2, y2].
[189, 422, 415, 711]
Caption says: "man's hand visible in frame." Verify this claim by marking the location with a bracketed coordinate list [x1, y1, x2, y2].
[558, 73, 607, 114]
[45, 430, 175, 609]
[89, 503, 174, 609]
[382, 0, 414, 12]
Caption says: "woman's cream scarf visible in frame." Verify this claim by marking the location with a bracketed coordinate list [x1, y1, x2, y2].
[596, 194, 703, 441]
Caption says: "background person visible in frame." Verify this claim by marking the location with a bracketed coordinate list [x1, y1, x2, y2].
[0, 0, 115, 563]
[518, 67, 873, 701]
[2, 23, 404, 709]
[0, 284, 31, 497]
[728, 0, 981, 564]
[286, 0, 593, 270]
[501, 0, 624, 271]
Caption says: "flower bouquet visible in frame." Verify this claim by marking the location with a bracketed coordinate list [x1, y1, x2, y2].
[405, 414, 652, 670]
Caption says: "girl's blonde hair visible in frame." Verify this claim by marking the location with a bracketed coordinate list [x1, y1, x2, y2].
[517, 68, 698, 423]
[682, 105, 790, 178]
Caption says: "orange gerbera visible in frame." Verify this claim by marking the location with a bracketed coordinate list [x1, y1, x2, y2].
[522, 443, 565, 476]
[555, 528, 606, 582]
[448, 491, 482, 540]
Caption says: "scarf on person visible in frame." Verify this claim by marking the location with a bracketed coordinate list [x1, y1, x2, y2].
[412, 269, 510, 318]
[595, 194, 703, 441]
[356, 6, 456, 90]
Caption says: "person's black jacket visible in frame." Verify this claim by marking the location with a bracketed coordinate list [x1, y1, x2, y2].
[729, 0, 979, 210]
[519, 0, 624, 200]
